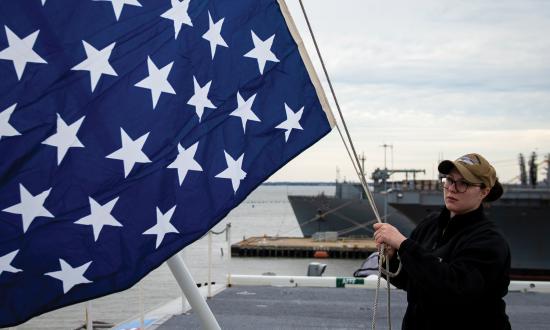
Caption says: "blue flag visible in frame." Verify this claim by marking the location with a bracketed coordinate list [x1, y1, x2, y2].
[0, 0, 333, 326]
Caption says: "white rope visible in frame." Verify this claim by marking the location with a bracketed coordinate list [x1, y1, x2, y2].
[295, 1, 402, 329]
[296, 0, 380, 222]
[386, 251, 392, 330]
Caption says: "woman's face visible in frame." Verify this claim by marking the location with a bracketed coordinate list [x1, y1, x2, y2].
[443, 168, 490, 216]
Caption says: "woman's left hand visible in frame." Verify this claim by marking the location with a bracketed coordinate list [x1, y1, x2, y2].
[373, 223, 407, 251]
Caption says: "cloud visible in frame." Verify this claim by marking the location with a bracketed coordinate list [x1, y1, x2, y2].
[274, 0, 550, 183]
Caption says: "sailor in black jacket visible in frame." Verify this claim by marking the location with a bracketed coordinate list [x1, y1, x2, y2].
[373, 153, 512, 330]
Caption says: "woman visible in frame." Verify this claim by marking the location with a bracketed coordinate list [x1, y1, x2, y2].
[373, 153, 511, 330]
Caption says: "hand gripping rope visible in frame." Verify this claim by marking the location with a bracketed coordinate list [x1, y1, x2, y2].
[295, 1, 403, 328]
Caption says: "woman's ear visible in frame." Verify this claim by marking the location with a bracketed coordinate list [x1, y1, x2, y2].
[480, 187, 491, 200]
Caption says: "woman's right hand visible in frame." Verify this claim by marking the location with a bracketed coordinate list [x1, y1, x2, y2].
[373, 222, 406, 260]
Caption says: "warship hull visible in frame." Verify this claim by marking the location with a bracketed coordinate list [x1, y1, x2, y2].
[288, 192, 416, 238]
[387, 187, 550, 279]
[288, 183, 550, 279]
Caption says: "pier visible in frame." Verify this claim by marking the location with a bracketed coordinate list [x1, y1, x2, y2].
[231, 236, 377, 259]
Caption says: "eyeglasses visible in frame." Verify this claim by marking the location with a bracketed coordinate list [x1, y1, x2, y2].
[441, 177, 481, 193]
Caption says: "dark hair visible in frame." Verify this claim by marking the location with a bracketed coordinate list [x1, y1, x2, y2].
[484, 179, 503, 202]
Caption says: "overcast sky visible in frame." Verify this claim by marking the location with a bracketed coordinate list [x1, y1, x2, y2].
[269, 0, 550, 183]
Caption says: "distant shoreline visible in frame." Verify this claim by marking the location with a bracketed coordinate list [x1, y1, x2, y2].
[263, 182, 336, 186]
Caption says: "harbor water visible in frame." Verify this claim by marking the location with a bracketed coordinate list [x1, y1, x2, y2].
[16, 184, 364, 330]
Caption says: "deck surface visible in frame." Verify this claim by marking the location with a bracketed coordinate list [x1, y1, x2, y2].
[155, 286, 550, 329]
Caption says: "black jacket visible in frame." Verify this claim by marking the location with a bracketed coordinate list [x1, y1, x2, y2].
[386, 205, 511, 330]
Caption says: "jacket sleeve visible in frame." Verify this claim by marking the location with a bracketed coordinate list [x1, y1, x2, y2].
[382, 213, 436, 290]
[381, 214, 434, 290]
[397, 232, 509, 302]
[383, 252, 408, 290]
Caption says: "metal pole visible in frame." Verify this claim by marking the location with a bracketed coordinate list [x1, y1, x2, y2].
[208, 231, 213, 298]
[86, 302, 92, 330]
[181, 249, 188, 313]
[167, 253, 221, 330]
[139, 281, 144, 329]
[391, 145, 394, 170]
[226, 223, 231, 260]
[383, 145, 387, 169]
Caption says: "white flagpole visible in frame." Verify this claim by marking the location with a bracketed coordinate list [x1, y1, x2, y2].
[226, 223, 231, 260]
[208, 231, 213, 298]
[86, 302, 92, 330]
[139, 281, 144, 329]
[166, 253, 221, 330]
[181, 248, 188, 313]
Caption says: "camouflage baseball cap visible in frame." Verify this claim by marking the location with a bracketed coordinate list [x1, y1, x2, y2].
[438, 153, 503, 202]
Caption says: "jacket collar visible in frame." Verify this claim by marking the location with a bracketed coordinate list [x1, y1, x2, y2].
[437, 204, 487, 238]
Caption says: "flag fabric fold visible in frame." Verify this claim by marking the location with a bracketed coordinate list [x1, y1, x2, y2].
[0, 0, 333, 326]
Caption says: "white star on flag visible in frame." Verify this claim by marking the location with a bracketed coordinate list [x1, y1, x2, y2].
[244, 31, 279, 75]
[94, 0, 142, 21]
[276, 103, 304, 142]
[106, 128, 151, 178]
[42, 0, 46, 5]
[74, 197, 123, 242]
[202, 11, 228, 59]
[45, 259, 92, 294]
[230, 92, 260, 133]
[42, 114, 85, 165]
[143, 206, 179, 249]
[0, 250, 22, 276]
[187, 76, 216, 122]
[0, 26, 47, 80]
[215, 151, 247, 193]
[161, 0, 192, 39]
[2, 184, 53, 233]
[0, 103, 20, 140]
[71, 41, 118, 92]
[167, 142, 203, 185]
[135, 56, 176, 109]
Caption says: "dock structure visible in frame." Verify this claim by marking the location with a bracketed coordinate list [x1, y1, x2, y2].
[231, 236, 377, 259]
